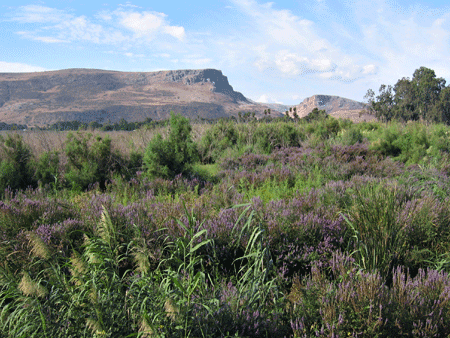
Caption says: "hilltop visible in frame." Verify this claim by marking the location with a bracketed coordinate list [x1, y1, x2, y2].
[285, 94, 375, 122]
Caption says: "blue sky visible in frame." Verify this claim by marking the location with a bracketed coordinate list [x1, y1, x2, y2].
[1, 0, 450, 105]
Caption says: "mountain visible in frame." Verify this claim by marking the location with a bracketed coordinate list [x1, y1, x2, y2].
[0, 68, 283, 127]
[246, 98, 290, 113]
[286, 94, 375, 122]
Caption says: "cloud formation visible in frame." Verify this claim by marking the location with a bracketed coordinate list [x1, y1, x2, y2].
[0, 61, 47, 72]
[226, 0, 376, 82]
[10, 5, 186, 45]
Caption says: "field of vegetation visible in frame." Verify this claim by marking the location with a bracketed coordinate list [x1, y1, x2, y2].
[3, 92, 450, 336]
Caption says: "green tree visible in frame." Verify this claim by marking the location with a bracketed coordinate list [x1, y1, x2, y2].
[365, 85, 395, 122]
[64, 132, 123, 191]
[0, 134, 35, 195]
[143, 112, 197, 179]
[411, 67, 446, 121]
[432, 87, 450, 124]
[365, 67, 447, 123]
[303, 108, 328, 122]
[393, 77, 417, 121]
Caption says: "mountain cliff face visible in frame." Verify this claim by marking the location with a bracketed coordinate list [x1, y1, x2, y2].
[285, 94, 374, 122]
[0, 68, 278, 127]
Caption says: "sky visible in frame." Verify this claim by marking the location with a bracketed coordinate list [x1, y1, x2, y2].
[1, 0, 450, 105]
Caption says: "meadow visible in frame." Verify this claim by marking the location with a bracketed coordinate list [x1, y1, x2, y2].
[2, 113, 450, 337]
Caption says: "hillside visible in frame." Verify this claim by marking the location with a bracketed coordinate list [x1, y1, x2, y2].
[0, 68, 283, 127]
[286, 94, 375, 122]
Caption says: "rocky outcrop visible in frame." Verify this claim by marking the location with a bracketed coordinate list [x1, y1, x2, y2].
[286, 94, 374, 122]
[0, 68, 263, 127]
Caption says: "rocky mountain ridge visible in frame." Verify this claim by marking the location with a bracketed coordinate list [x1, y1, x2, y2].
[286, 94, 374, 122]
[0, 68, 281, 127]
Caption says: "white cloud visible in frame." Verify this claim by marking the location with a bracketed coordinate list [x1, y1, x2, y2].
[0, 61, 47, 72]
[118, 11, 165, 37]
[273, 50, 337, 76]
[274, 50, 307, 75]
[34, 36, 68, 43]
[257, 94, 269, 103]
[256, 94, 283, 104]
[55, 16, 106, 44]
[16, 31, 69, 43]
[10, 5, 186, 45]
[164, 26, 186, 41]
[124, 52, 145, 58]
[252, 45, 271, 71]
[362, 64, 378, 75]
[10, 5, 70, 23]
[96, 11, 113, 21]
[350, 2, 450, 87]
[227, 0, 373, 83]
[119, 2, 140, 8]
[116, 10, 185, 41]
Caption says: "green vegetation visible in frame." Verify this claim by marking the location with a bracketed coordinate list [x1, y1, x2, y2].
[143, 112, 198, 179]
[0, 133, 35, 193]
[3, 68, 450, 335]
[365, 66, 450, 123]
[64, 132, 126, 191]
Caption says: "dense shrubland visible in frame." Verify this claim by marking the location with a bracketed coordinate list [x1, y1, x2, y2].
[2, 111, 450, 337]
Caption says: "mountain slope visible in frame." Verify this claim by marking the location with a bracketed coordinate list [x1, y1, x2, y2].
[0, 68, 282, 127]
[286, 94, 375, 122]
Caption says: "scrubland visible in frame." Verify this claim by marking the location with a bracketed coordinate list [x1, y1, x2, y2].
[2, 114, 450, 337]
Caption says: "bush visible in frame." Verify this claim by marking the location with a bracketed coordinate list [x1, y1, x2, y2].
[302, 107, 328, 123]
[251, 122, 303, 154]
[370, 124, 402, 158]
[339, 125, 364, 145]
[32, 150, 60, 187]
[199, 119, 238, 163]
[64, 132, 124, 192]
[143, 112, 198, 179]
[0, 133, 35, 195]
[305, 116, 342, 141]
[289, 252, 450, 337]
[369, 122, 450, 165]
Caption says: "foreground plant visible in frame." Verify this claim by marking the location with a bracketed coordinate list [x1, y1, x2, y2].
[289, 251, 450, 337]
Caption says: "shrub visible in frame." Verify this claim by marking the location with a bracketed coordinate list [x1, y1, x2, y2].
[199, 119, 238, 163]
[64, 132, 124, 192]
[32, 150, 60, 187]
[339, 125, 364, 145]
[370, 124, 402, 157]
[289, 252, 450, 337]
[251, 122, 303, 154]
[143, 112, 198, 179]
[0, 133, 35, 196]
[302, 108, 328, 123]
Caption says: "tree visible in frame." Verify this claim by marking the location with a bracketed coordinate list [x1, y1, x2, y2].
[393, 77, 417, 121]
[411, 67, 446, 121]
[432, 87, 450, 124]
[0, 134, 35, 195]
[303, 108, 328, 122]
[365, 84, 395, 122]
[364, 67, 447, 123]
[143, 112, 197, 179]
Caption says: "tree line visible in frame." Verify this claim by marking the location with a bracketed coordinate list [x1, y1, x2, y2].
[365, 66, 450, 123]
